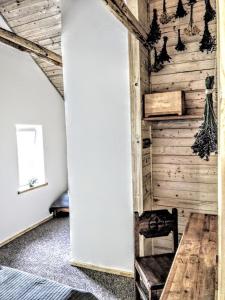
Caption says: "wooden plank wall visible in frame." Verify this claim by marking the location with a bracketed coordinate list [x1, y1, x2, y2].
[148, 0, 218, 253]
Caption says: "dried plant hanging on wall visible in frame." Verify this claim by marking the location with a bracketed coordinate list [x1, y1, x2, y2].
[175, 0, 187, 19]
[188, 0, 197, 5]
[147, 9, 161, 47]
[200, 20, 216, 53]
[192, 76, 217, 161]
[204, 0, 216, 22]
[158, 36, 171, 63]
[175, 29, 186, 51]
[184, 3, 200, 36]
[150, 47, 164, 72]
[160, 0, 174, 24]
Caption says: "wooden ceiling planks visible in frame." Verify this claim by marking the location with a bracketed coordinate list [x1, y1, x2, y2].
[0, 0, 64, 97]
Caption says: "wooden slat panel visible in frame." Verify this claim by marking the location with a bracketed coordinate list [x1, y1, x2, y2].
[150, 0, 217, 254]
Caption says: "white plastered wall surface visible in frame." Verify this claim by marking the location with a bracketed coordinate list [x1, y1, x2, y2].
[62, 0, 134, 273]
[0, 16, 68, 243]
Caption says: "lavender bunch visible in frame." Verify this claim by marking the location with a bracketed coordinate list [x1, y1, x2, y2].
[200, 20, 216, 53]
[192, 76, 217, 160]
[175, 0, 187, 18]
[175, 29, 186, 51]
[204, 0, 216, 22]
[150, 47, 164, 72]
[147, 9, 161, 47]
[160, 0, 174, 24]
[158, 36, 171, 63]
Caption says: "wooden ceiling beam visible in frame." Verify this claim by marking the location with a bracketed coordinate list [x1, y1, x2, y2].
[0, 27, 62, 66]
[101, 0, 149, 48]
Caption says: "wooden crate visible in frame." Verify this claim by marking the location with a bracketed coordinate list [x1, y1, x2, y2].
[144, 91, 185, 117]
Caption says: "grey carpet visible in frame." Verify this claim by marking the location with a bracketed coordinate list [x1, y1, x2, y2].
[0, 217, 135, 300]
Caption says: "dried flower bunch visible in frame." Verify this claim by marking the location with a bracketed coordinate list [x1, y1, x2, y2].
[192, 76, 217, 160]
[188, 0, 197, 5]
[158, 36, 171, 63]
[150, 47, 164, 72]
[147, 9, 161, 48]
[175, 0, 187, 19]
[184, 3, 200, 36]
[199, 0, 216, 53]
[200, 20, 216, 53]
[160, 0, 174, 24]
[204, 0, 216, 22]
[175, 29, 186, 51]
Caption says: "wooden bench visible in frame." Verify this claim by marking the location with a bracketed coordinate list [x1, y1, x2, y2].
[160, 213, 217, 300]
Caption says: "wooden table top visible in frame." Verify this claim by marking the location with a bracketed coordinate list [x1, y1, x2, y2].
[160, 213, 217, 300]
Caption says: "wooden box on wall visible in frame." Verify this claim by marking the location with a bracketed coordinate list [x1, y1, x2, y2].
[144, 91, 185, 117]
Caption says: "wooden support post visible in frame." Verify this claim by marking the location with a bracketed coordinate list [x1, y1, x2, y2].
[217, 0, 225, 298]
[101, 0, 149, 48]
[127, 0, 152, 257]
[0, 27, 62, 66]
[127, 0, 152, 214]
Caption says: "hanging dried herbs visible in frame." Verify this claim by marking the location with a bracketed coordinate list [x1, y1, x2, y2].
[147, 9, 161, 47]
[150, 47, 164, 72]
[188, 0, 197, 5]
[175, 29, 186, 51]
[175, 0, 187, 19]
[160, 0, 174, 24]
[204, 0, 216, 23]
[192, 76, 217, 161]
[199, 20, 216, 53]
[158, 36, 171, 63]
[184, 3, 200, 36]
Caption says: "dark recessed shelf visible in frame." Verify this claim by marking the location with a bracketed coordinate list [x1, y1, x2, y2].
[143, 115, 203, 121]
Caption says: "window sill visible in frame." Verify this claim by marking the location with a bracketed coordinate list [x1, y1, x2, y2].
[18, 183, 48, 195]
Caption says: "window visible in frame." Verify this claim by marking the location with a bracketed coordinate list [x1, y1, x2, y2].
[16, 125, 46, 192]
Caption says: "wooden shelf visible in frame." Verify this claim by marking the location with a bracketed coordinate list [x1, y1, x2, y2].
[143, 115, 203, 121]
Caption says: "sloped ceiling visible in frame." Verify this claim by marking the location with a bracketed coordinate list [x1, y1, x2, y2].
[0, 0, 63, 96]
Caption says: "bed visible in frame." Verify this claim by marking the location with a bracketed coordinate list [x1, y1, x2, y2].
[0, 266, 96, 300]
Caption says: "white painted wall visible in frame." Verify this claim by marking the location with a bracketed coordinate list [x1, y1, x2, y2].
[0, 16, 68, 242]
[62, 0, 133, 272]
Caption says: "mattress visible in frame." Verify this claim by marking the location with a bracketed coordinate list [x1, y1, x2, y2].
[0, 266, 96, 300]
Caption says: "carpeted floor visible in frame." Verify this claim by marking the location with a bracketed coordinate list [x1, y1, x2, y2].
[0, 217, 134, 300]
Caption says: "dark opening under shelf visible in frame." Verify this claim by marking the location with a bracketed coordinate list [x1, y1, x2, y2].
[143, 115, 203, 121]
